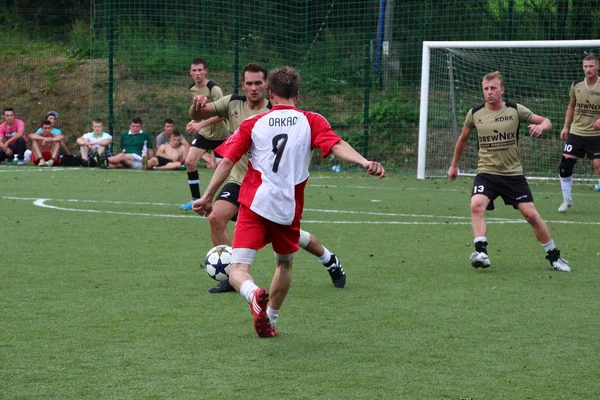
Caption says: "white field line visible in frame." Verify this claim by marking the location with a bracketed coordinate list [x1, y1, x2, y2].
[1, 196, 598, 226]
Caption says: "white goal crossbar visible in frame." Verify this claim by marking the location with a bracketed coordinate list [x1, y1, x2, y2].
[417, 40, 600, 179]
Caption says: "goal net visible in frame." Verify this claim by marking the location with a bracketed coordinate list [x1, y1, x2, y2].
[418, 40, 600, 180]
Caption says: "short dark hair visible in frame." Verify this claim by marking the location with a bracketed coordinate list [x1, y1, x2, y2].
[170, 130, 181, 137]
[163, 118, 174, 125]
[267, 66, 300, 99]
[92, 118, 103, 125]
[3, 107, 15, 114]
[242, 62, 267, 81]
[41, 119, 52, 127]
[191, 58, 207, 68]
[583, 55, 599, 64]
[131, 117, 143, 125]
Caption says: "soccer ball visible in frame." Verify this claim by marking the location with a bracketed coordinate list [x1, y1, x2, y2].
[204, 245, 233, 281]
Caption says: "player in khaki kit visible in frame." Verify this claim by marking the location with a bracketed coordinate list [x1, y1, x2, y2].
[448, 71, 571, 272]
[190, 62, 347, 293]
[558, 55, 600, 213]
[180, 58, 230, 211]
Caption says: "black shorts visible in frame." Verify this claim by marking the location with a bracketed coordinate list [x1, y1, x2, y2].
[190, 134, 225, 152]
[563, 133, 600, 159]
[215, 182, 240, 222]
[157, 156, 172, 166]
[472, 173, 534, 210]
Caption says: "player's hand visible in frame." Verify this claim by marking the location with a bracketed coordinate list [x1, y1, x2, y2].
[528, 124, 543, 138]
[192, 197, 212, 217]
[365, 161, 385, 179]
[448, 166, 458, 181]
[593, 119, 600, 131]
[205, 160, 217, 169]
[192, 95, 208, 111]
[187, 121, 202, 134]
[560, 128, 569, 140]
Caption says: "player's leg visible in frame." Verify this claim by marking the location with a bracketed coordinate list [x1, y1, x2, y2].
[146, 157, 159, 169]
[231, 205, 277, 337]
[269, 255, 292, 310]
[59, 138, 71, 156]
[107, 152, 123, 168]
[469, 174, 498, 268]
[11, 137, 26, 164]
[558, 156, 577, 211]
[77, 138, 88, 161]
[469, 193, 492, 268]
[559, 133, 585, 210]
[208, 202, 236, 246]
[154, 161, 182, 170]
[205, 183, 240, 294]
[300, 230, 346, 288]
[517, 202, 570, 272]
[47, 142, 61, 166]
[180, 145, 205, 210]
[593, 158, 600, 191]
[30, 138, 43, 161]
[262, 219, 303, 336]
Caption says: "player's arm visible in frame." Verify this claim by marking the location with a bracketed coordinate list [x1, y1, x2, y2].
[330, 140, 385, 178]
[560, 97, 576, 140]
[186, 116, 225, 134]
[527, 114, 552, 137]
[192, 158, 235, 216]
[448, 125, 473, 181]
[155, 144, 167, 158]
[91, 137, 112, 146]
[4, 126, 24, 146]
[145, 136, 154, 158]
[0, 136, 8, 151]
[189, 95, 218, 121]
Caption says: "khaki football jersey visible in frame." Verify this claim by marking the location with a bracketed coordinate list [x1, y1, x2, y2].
[213, 95, 271, 184]
[568, 78, 600, 136]
[464, 102, 533, 175]
[189, 81, 230, 140]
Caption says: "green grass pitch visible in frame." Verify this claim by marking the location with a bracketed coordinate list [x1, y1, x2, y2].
[1, 165, 599, 399]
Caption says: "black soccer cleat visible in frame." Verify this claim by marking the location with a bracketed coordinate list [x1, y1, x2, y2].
[324, 254, 346, 288]
[207, 280, 235, 294]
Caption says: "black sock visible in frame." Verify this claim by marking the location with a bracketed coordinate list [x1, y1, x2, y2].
[475, 241, 488, 254]
[187, 170, 201, 199]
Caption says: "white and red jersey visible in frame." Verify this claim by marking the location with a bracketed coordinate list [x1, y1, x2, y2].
[215, 104, 341, 225]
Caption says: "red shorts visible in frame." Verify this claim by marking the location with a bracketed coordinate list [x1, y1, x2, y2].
[31, 152, 61, 166]
[232, 204, 300, 255]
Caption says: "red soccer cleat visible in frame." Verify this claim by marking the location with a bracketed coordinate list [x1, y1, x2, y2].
[249, 288, 278, 338]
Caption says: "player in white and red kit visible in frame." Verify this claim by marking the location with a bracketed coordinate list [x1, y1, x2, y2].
[193, 66, 385, 338]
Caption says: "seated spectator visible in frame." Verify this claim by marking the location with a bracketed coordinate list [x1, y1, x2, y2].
[156, 118, 189, 149]
[105, 117, 153, 169]
[76, 119, 112, 166]
[29, 119, 63, 167]
[36, 111, 71, 156]
[145, 130, 186, 170]
[0, 107, 27, 165]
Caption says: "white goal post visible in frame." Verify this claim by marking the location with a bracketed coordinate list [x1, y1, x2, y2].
[417, 40, 600, 180]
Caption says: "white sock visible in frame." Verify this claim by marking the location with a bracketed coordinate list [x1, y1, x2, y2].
[474, 236, 487, 244]
[317, 246, 332, 264]
[240, 280, 258, 304]
[560, 176, 573, 202]
[542, 240, 556, 253]
[267, 306, 279, 326]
